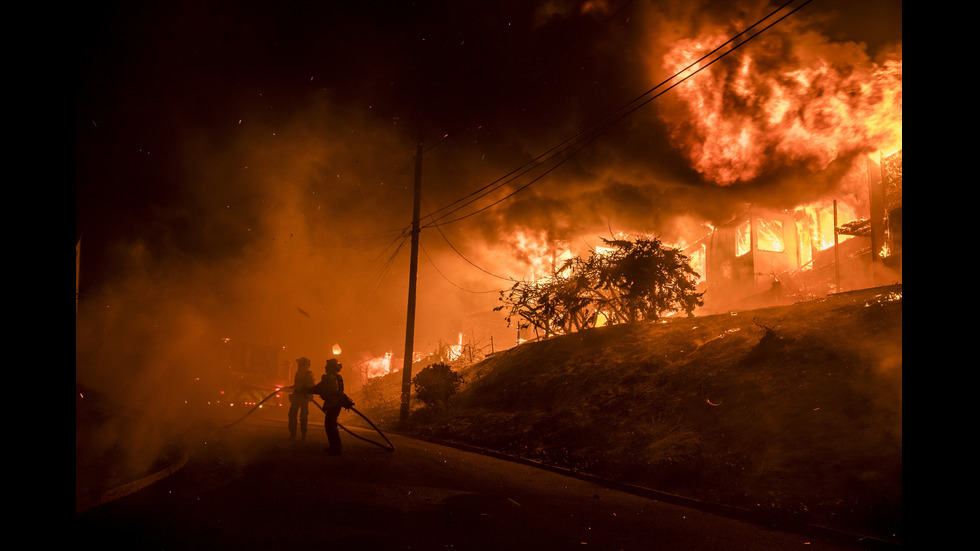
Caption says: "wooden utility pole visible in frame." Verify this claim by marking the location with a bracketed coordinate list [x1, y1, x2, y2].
[400, 139, 423, 422]
[76, 237, 81, 316]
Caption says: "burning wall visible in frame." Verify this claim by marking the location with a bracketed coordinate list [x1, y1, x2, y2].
[684, 149, 903, 313]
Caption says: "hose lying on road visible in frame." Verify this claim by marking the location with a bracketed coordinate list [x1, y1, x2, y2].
[219, 387, 395, 452]
[312, 398, 395, 452]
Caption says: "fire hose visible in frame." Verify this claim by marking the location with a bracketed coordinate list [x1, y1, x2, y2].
[311, 397, 395, 452]
[219, 386, 395, 452]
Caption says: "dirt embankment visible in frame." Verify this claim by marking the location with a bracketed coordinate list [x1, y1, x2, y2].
[354, 284, 902, 540]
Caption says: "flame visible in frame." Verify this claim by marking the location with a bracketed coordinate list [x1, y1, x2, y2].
[447, 332, 465, 361]
[362, 352, 392, 378]
[511, 230, 572, 280]
[595, 311, 610, 327]
[756, 219, 784, 252]
[658, 26, 902, 187]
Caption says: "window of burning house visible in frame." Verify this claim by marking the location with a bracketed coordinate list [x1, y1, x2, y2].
[756, 219, 785, 252]
[736, 220, 751, 257]
[806, 207, 836, 252]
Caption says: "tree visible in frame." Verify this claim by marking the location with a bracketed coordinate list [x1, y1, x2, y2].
[550, 257, 600, 332]
[411, 363, 464, 408]
[494, 235, 704, 336]
[594, 236, 704, 322]
[495, 262, 597, 339]
[495, 279, 539, 337]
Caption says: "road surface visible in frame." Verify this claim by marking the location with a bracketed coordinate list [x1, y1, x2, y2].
[76, 411, 876, 550]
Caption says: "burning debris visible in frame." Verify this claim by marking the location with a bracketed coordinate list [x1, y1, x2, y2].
[863, 290, 902, 307]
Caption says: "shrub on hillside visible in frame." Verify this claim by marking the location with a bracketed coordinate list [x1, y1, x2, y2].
[412, 363, 464, 408]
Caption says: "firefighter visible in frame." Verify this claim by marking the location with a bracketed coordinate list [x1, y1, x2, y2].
[311, 358, 352, 454]
[287, 357, 316, 440]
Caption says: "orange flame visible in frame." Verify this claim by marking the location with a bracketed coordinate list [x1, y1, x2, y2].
[660, 29, 902, 186]
[363, 352, 392, 378]
[511, 230, 572, 281]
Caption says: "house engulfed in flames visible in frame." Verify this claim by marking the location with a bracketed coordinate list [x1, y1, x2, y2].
[685, 150, 902, 313]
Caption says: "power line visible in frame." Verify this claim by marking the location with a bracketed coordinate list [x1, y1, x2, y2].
[416, 0, 638, 226]
[423, 0, 804, 227]
[365, 228, 412, 298]
[420, 195, 518, 282]
[420, 0, 810, 229]
[435, 228, 515, 283]
[366, 0, 812, 300]
[348, 141, 439, 294]
[419, 240, 502, 294]
[423, 126, 606, 228]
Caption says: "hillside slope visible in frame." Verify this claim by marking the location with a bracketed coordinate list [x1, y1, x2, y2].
[350, 285, 902, 540]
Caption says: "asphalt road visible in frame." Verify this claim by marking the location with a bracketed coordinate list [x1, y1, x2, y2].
[76, 412, 873, 551]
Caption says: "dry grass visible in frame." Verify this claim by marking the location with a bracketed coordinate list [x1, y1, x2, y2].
[353, 284, 902, 539]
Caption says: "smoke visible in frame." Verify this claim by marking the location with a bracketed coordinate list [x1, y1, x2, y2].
[79, 95, 417, 371]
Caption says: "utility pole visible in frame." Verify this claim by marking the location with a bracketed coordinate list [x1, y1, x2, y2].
[400, 138, 423, 422]
[76, 236, 81, 316]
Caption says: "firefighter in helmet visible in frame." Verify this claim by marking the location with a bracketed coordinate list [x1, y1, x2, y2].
[287, 357, 315, 440]
[311, 358, 351, 454]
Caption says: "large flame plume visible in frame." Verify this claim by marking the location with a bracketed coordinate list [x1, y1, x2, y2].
[658, 28, 901, 187]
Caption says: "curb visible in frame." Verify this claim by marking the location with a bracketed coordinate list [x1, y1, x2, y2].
[76, 451, 189, 514]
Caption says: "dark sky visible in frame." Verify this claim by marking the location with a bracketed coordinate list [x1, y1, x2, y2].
[75, 0, 901, 396]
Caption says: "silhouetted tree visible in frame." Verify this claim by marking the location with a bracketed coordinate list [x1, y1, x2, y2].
[552, 257, 600, 332]
[594, 236, 703, 322]
[495, 235, 704, 336]
[495, 261, 598, 338]
[495, 278, 547, 338]
[411, 363, 464, 408]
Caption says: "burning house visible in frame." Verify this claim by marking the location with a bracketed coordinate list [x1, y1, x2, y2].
[686, 149, 903, 313]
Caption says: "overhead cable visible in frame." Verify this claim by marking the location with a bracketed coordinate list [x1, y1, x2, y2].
[420, 0, 811, 229]
[417, 196, 514, 292]
[418, 0, 638, 225]
[420, 240, 502, 294]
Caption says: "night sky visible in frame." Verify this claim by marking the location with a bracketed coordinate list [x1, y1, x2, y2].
[75, 0, 901, 398]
